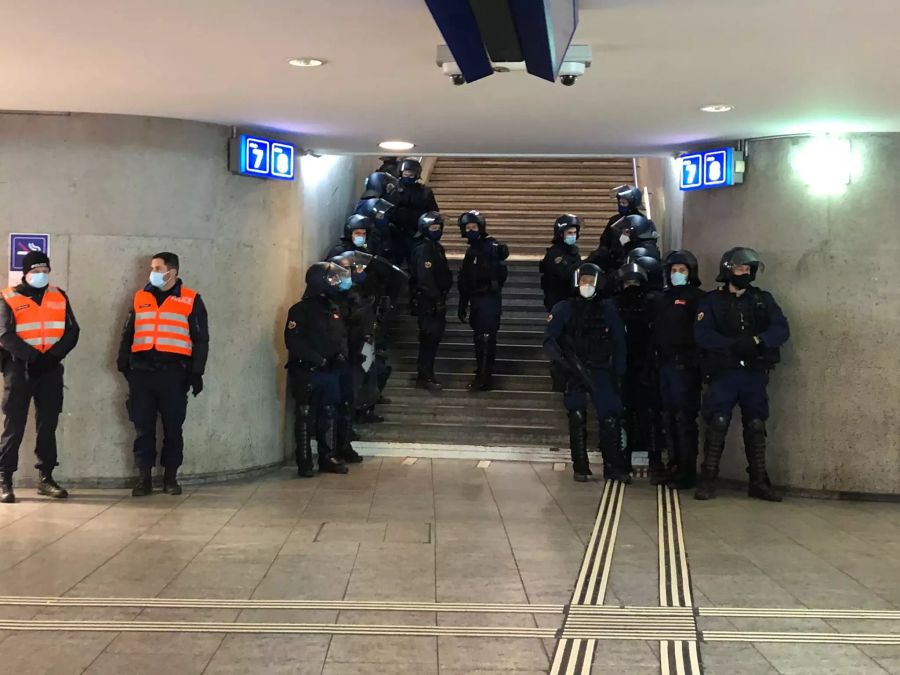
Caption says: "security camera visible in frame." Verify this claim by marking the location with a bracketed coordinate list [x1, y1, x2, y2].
[560, 75, 577, 86]
[451, 73, 466, 86]
[437, 44, 592, 85]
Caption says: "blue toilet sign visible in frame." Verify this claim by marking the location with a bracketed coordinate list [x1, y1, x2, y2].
[229, 135, 296, 181]
[9, 233, 50, 272]
[679, 147, 744, 191]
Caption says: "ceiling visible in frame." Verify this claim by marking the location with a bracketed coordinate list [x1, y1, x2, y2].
[1, 0, 898, 156]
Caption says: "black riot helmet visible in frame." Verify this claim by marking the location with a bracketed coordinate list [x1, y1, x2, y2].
[716, 247, 765, 283]
[626, 248, 664, 290]
[399, 158, 423, 181]
[458, 210, 487, 237]
[378, 156, 400, 177]
[613, 214, 659, 245]
[418, 211, 445, 237]
[361, 171, 400, 200]
[305, 261, 351, 296]
[664, 249, 701, 286]
[344, 214, 372, 240]
[553, 214, 581, 242]
[574, 262, 603, 299]
[612, 185, 643, 214]
[616, 262, 649, 289]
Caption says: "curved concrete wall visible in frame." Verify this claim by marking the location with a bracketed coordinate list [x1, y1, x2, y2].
[0, 113, 371, 485]
[682, 134, 900, 496]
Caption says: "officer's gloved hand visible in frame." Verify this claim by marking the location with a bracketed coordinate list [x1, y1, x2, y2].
[27, 353, 60, 377]
[189, 373, 204, 397]
[457, 306, 467, 324]
[730, 336, 760, 361]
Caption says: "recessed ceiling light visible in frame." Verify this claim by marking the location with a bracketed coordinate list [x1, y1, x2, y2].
[700, 104, 734, 113]
[288, 57, 326, 68]
[379, 140, 415, 151]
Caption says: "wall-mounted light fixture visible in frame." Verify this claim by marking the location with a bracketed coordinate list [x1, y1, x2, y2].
[791, 135, 854, 196]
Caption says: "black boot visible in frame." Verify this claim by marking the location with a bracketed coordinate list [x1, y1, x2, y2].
[354, 407, 384, 424]
[316, 405, 349, 474]
[600, 416, 632, 483]
[661, 411, 679, 474]
[695, 413, 729, 500]
[568, 409, 591, 482]
[479, 333, 497, 391]
[744, 418, 782, 502]
[162, 467, 182, 495]
[0, 472, 15, 504]
[667, 411, 699, 490]
[337, 403, 363, 464]
[37, 470, 69, 499]
[622, 409, 637, 474]
[467, 335, 485, 391]
[132, 467, 153, 497]
[295, 404, 315, 478]
[644, 410, 666, 485]
[416, 374, 443, 392]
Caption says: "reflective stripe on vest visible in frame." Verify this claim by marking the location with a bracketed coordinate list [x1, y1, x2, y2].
[1, 286, 68, 353]
[130, 287, 197, 356]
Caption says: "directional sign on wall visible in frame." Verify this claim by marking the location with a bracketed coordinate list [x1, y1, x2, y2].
[679, 147, 744, 191]
[229, 135, 296, 181]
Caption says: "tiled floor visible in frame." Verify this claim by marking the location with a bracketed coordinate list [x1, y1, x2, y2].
[0, 458, 896, 674]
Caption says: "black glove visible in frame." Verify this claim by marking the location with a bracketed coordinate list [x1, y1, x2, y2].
[730, 336, 760, 362]
[457, 306, 468, 323]
[27, 353, 60, 377]
[189, 373, 204, 397]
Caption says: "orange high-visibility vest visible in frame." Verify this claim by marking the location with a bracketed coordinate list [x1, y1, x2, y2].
[131, 287, 197, 357]
[1, 286, 67, 353]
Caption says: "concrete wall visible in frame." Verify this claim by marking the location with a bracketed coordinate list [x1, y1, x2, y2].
[681, 134, 900, 496]
[0, 113, 371, 485]
[636, 157, 685, 252]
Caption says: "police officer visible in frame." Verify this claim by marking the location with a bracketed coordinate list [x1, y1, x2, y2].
[695, 247, 790, 502]
[118, 252, 209, 497]
[389, 159, 439, 269]
[377, 156, 400, 177]
[544, 263, 630, 483]
[590, 185, 645, 271]
[652, 250, 705, 490]
[456, 211, 509, 392]
[587, 213, 659, 282]
[539, 214, 583, 312]
[409, 212, 452, 392]
[284, 262, 354, 476]
[356, 171, 401, 257]
[615, 261, 665, 482]
[326, 214, 374, 259]
[0, 251, 79, 503]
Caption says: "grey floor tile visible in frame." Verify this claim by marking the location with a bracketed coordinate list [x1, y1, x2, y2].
[84, 652, 214, 675]
[437, 636, 549, 671]
[754, 642, 890, 675]
[204, 634, 330, 674]
[0, 631, 117, 675]
[326, 635, 438, 666]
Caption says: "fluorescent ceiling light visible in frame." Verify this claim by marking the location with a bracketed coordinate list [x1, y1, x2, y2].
[288, 58, 326, 67]
[700, 104, 734, 113]
[379, 140, 415, 151]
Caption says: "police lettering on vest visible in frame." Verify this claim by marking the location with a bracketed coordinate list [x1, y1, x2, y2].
[131, 288, 196, 356]
[1, 287, 67, 352]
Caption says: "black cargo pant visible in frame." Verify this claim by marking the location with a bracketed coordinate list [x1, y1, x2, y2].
[0, 359, 64, 475]
[416, 297, 446, 379]
[128, 368, 189, 470]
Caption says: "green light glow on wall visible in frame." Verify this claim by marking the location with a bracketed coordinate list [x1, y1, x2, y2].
[791, 136, 859, 196]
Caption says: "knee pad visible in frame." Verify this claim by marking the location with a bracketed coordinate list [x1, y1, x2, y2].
[707, 413, 731, 433]
[568, 409, 586, 425]
[744, 418, 766, 433]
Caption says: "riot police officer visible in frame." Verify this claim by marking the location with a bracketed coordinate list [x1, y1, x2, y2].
[326, 214, 375, 259]
[457, 211, 509, 392]
[614, 260, 665, 482]
[544, 263, 630, 483]
[587, 213, 659, 282]
[0, 251, 80, 503]
[356, 171, 401, 257]
[695, 247, 790, 502]
[284, 262, 355, 476]
[409, 212, 452, 392]
[389, 159, 439, 269]
[539, 214, 583, 312]
[652, 250, 705, 489]
[590, 185, 646, 271]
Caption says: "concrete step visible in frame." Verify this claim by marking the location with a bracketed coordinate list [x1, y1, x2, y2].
[386, 369, 552, 392]
[356, 423, 568, 449]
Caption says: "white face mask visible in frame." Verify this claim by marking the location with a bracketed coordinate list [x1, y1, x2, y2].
[619, 233, 631, 246]
[579, 284, 596, 299]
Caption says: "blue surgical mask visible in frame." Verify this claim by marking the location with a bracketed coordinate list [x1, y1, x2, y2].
[563, 234, 577, 246]
[464, 230, 479, 241]
[352, 235, 366, 248]
[352, 271, 367, 285]
[338, 277, 352, 292]
[27, 272, 49, 289]
[618, 204, 630, 215]
[670, 271, 688, 287]
[427, 229, 443, 241]
[400, 176, 416, 186]
[149, 271, 167, 288]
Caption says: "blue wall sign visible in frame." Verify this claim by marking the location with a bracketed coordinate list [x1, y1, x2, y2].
[9, 233, 50, 272]
[229, 135, 295, 180]
[679, 147, 742, 191]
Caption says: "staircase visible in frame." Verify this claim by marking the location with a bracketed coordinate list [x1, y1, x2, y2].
[430, 157, 636, 259]
[357, 157, 636, 456]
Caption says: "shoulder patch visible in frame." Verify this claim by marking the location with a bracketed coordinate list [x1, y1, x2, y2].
[287, 320, 297, 330]
[547, 314, 553, 322]
[674, 299, 687, 306]
[554, 256, 563, 264]
[697, 311, 705, 321]
[424, 261, 432, 269]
